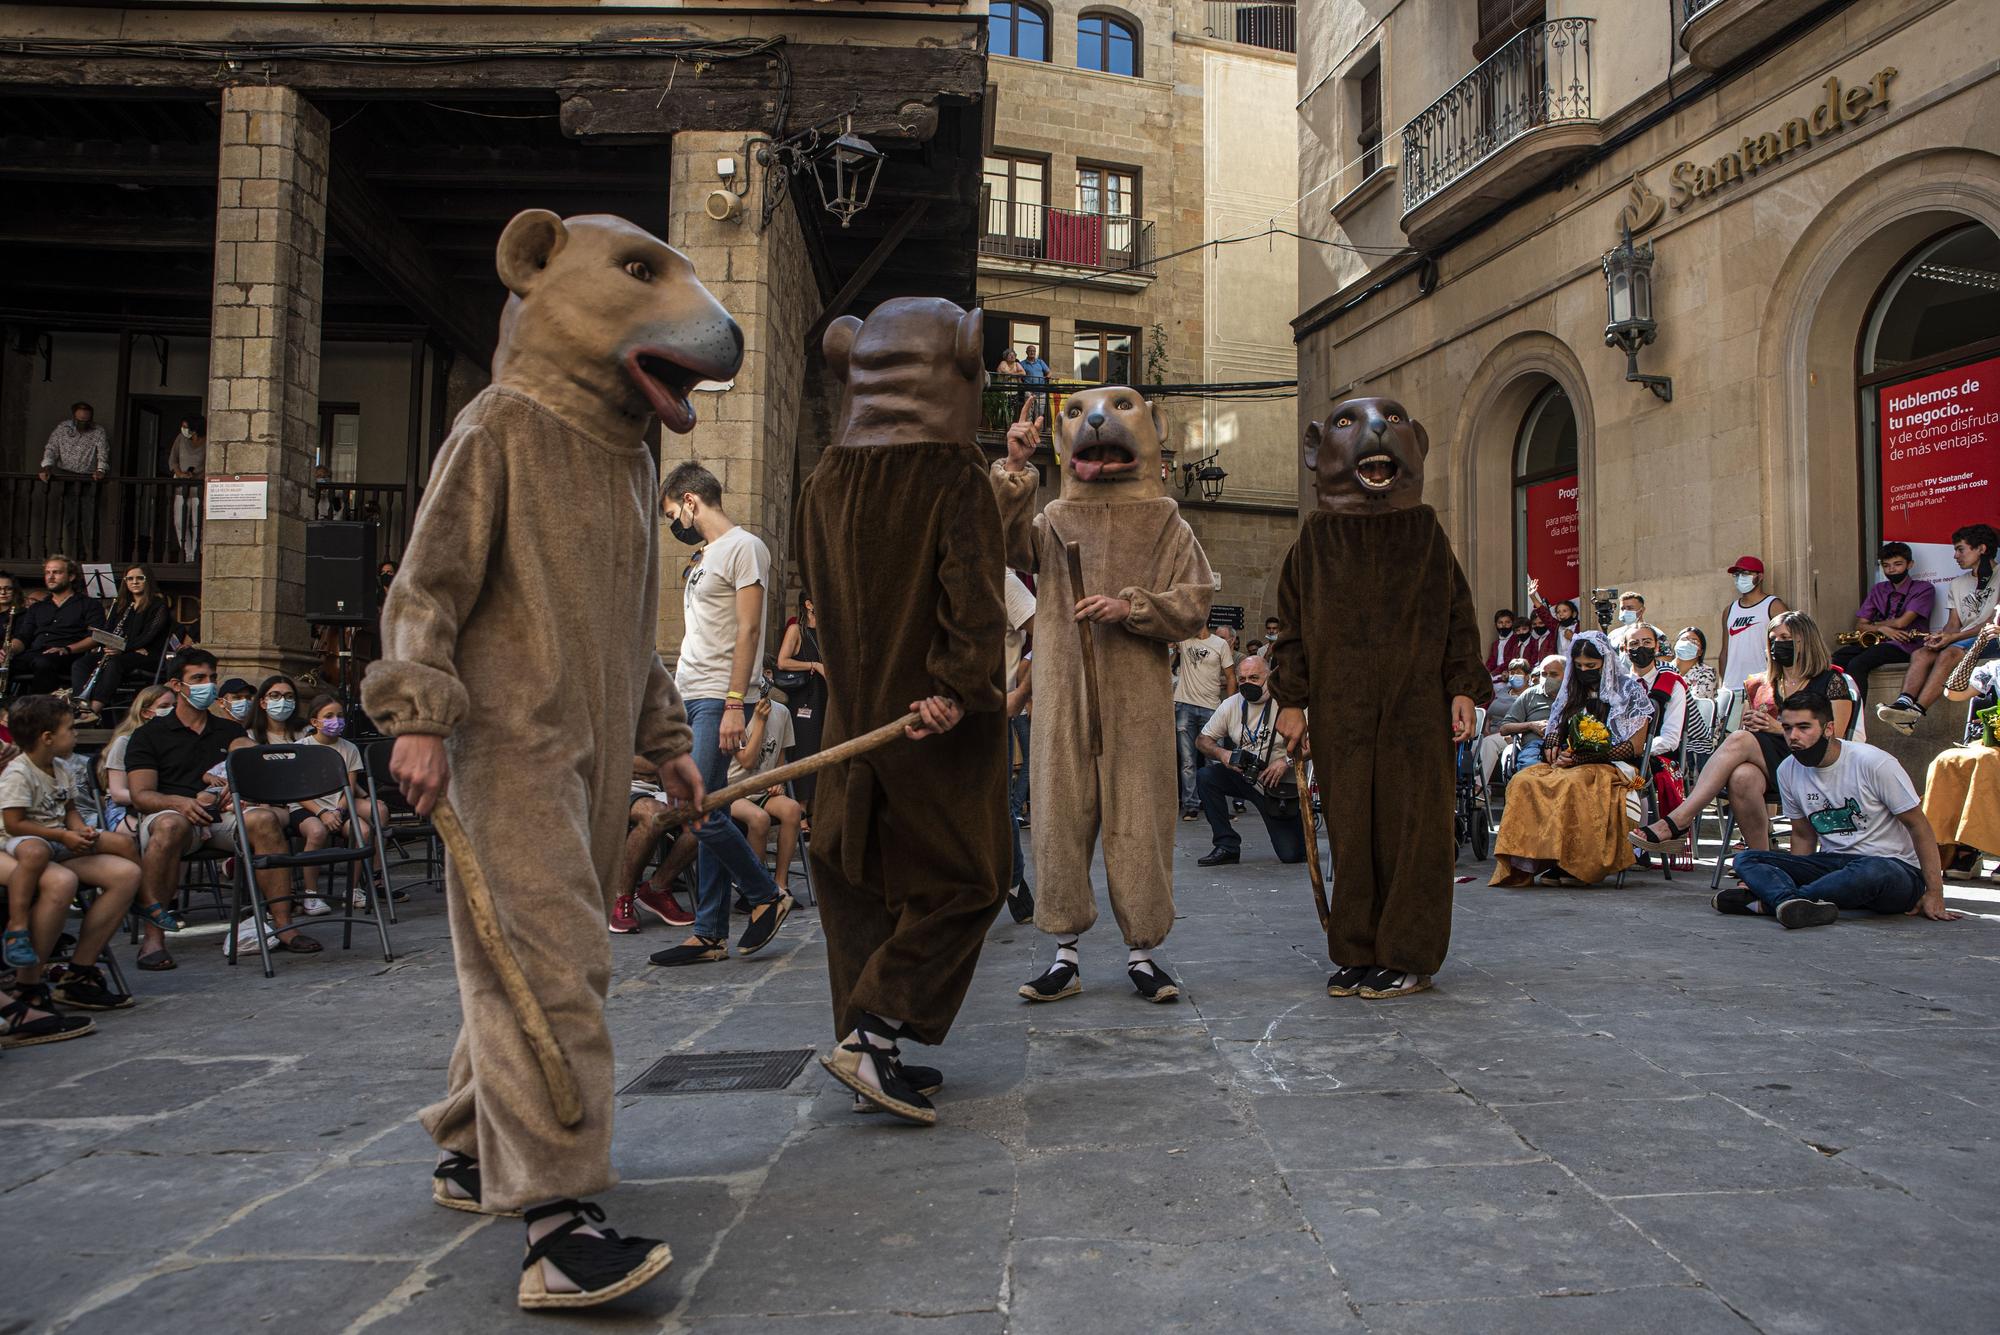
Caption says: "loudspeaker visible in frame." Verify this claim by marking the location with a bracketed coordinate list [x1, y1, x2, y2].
[306, 521, 378, 624]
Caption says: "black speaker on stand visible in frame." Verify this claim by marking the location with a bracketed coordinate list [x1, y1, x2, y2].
[306, 521, 377, 719]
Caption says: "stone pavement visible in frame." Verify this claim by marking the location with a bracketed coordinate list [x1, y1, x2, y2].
[5, 823, 2000, 1334]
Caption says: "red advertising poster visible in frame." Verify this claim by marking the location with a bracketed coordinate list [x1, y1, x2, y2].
[1524, 474, 1580, 603]
[1880, 354, 2000, 584]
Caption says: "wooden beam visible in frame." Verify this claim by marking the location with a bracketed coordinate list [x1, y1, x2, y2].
[804, 200, 926, 347]
[324, 157, 495, 368]
[0, 215, 214, 252]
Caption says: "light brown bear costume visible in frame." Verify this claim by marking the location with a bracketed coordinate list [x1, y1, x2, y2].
[364, 212, 743, 1256]
[991, 388, 1214, 983]
[793, 297, 1010, 1124]
[1270, 397, 1489, 1000]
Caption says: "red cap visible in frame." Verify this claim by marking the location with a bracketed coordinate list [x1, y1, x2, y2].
[1728, 556, 1765, 575]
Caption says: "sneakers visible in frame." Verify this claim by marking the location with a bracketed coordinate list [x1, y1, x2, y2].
[649, 936, 727, 967]
[1777, 897, 1840, 929]
[1711, 886, 1756, 916]
[1018, 959, 1081, 1002]
[608, 893, 640, 934]
[301, 896, 333, 917]
[736, 893, 794, 957]
[634, 883, 694, 928]
[1127, 961, 1180, 1003]
[1876, 699, 1925, 734]
[48, 964, 134, 1011]
[517, 1199, 673, 1310]
[1197, 846, 1240, 867]
[1326, 964, 1370, 997]
[1006, 880, 1036, 924]
[1357, 968, 1433, 999]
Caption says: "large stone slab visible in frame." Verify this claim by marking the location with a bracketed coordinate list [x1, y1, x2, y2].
[1501, 1095, 1850, 1196]
[1016, 1136, 1302, 1245]
[1359, 1286, 1754, 1334]
[1254, 1091, 1542, 1173]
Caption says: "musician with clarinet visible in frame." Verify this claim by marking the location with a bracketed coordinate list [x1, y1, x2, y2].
[1832, 542, 1933, 700]
[0, 572, 24, 700]
[75, 566, 173, 726]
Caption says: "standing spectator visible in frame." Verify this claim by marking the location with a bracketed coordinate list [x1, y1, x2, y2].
[1001, 570, 1036, 920]
[1834, 541, 1933, 698]
[651, 462, 790, 967]
[1020, 343, 1051, 418]
[38, 402, 110, 555]
[1482, 608, 1532, 693]
[312, 462, 350, 521]
[1261, 616, 1281, 650]
[994, 348, 1026, 419]
[775, 593, 828, 809]
[168, 414, 206, 561]
[77, 565, 172, 725]
[1878, 524, 2000, 734]
[1718, 556, 1787, 693]
[1521, 577, 1578, 661]
[1607, 591, 1646, 649]
[1172, 623, 1236, 820]
[6, 556, 105, 698]
[1192, 656, 1303, 866]
[1674, 626, 1719, 701]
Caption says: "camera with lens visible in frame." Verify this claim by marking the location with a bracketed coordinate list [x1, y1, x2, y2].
[1589, 586, 1620, 633]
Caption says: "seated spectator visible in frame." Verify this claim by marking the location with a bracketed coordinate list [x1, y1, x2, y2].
[215, 677, 256, 724]
[2, 695, 140, 1015]
[241, 676, 337, 918]
[1918, 658, 2000, 881]
[1479, 654, 1564, 787]
[1673, 626, 1719, 701]
[126, 649, 316, 968]
[6, 556, 105, 698]
[1719, 692, 1957, 927]
[611, 755, 700, 934]
[1491, 632, 1651, 887]
[77, 564, 174, 725]
[98, 686, 173, 834]
[1, 842, 98, 1045]
[1834, 542, 1934, 699]
[1193, 656, 1304, 867]
[1607, 590, 1647, 649]
[1879, 523, 2000, 734]
[1483, 609, 1533, 696]
[727, 695, 805, 900]
[1488, 655, 1531, 724]
[1633, 610, 1853, 856]
[297, 693, 393, 913]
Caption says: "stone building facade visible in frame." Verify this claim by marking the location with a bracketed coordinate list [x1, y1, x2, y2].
[1297, 0, 2000, 772]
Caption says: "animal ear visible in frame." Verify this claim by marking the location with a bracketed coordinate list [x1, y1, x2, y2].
[1303, 419, 1324, 472]
[1149, 398, 1168, 445]
[956, 307, 984, 378]
[1407, 416, 1430, 461]
[823, 316, 863, 378]
[496, 210, 569, 297]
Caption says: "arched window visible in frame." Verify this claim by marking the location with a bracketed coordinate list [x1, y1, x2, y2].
[1514, 382, 1579, 604]
[1078, 13, 1139, 76]
[1861, 223, 2000, 579]
[991, 2, 1050, 61]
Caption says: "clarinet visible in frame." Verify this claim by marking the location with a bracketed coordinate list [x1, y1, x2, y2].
[0, 608, 15, 695]
[78, 603, 134, 706]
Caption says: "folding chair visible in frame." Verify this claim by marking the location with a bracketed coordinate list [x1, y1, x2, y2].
[223, 744, 393, 978]
[362, 738, 444, 917]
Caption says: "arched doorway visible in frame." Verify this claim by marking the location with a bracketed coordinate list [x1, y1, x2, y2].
[1860, 222, 2000, 587]
[1514, 381, 1580, 604]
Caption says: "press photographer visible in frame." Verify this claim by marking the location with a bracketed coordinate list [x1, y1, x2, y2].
[1192, 656, 1306, 867]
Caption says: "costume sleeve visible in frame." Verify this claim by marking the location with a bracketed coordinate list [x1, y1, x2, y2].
[360, 423, 503, 737]
[988, 461, 1040, 574]
[635, 656, 692, 767]
[1120, 520, 1213, 644]
[1441, 551, 1493, 705]
[1270, 538, 1310, 709]
[930, 480, 1008, 713]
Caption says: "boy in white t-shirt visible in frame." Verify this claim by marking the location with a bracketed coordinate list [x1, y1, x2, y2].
[1721, 690, 1959, 929]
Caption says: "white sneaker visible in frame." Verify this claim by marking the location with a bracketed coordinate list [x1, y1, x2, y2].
[302, 896, 333, 917]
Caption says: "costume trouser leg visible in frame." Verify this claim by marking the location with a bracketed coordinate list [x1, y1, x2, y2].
[1031, 753, 1103, 940]
[1099, 741, 1177, 951]
[420, 768, 622, 1213]
[1321, 706, 1455, 975]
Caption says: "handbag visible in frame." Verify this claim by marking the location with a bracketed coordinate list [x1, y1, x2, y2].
[772, 627, 819, 694]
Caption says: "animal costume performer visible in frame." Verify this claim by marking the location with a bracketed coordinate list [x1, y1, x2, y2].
[1271, 397, 1489, 1000]
[794, 297, 1011, 1127]
[992, 388, 1215, 1002]
[364, 210, 743, 1309]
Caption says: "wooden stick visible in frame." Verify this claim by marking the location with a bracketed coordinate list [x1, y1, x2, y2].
[1297, 763, 1331, 933]
[656, 710, 923, 830]
[432, 796, 584, 1128]
[1065, 540, 1104, 757]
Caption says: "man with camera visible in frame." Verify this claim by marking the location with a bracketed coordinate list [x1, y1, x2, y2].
[1192, 656, 1305, 867]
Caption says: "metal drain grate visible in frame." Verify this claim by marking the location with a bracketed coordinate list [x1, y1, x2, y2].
[619, 1047, 815, 1096]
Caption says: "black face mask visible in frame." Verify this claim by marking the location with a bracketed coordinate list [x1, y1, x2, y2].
[1239, 682, 1265, 704]
[1770, 640, 1797, 668]
[1628, 646, 1657, 669]
[1495, 625, 1514, 638]
[1554, 612, 1574, 626]
[669, 518, 703, 547]
[1791, 733, 1831, 767]
[1885, 569, 1908, 585]
[1573, 668, 1601, 693]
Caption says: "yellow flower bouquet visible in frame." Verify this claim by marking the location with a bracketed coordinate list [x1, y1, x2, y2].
[1565, 709, 1614, 756]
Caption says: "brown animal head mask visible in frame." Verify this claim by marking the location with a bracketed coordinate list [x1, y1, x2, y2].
[823, 297, 984, 447]
[1303, 397, 1429, 514]
[1055, 385, 1169, 500]
[491, 210, 743, 434]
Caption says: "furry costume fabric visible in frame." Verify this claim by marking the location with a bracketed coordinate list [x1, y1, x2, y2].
[1271, 505, 1489, 975]
[794, 441, 1010, 1045]
[991, 468, 1214, 947]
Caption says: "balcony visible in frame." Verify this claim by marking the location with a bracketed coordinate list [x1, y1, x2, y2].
[978, 200, 1156, 292]
[1198, 1, 1296, 54]
[1679, 0, 1827, 71]
[1397, 17, 1597, 246]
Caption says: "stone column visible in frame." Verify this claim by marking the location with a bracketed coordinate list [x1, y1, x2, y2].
[200, 85, 328, 679]
[661, 130, 820, 660]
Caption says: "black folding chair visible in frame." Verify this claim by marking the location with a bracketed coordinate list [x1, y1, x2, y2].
[362, 738, 443, 914]
[223, 744, 392, 978]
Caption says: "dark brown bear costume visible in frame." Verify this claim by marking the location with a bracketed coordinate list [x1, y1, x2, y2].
[1271, 397, 1490, 998]
[793, 296, 1011, 1123]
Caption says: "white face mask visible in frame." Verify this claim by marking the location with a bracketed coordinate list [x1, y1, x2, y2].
[178, 427, 192, 440]
[1618, 608, 1638, 625]
[1674, 639, 1699, 662]
[152, 702, 175, 717]
[1735, 573, 1757, 595]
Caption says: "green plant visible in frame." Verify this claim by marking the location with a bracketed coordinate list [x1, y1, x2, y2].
[1145, 323, 1170, 384]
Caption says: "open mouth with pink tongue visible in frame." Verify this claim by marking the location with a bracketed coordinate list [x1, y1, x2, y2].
[1070, 439, 1137, 483]
[625, 347, 714, 435]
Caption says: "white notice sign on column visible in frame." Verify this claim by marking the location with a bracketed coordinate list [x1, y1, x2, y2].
[206, 475, 269, 521]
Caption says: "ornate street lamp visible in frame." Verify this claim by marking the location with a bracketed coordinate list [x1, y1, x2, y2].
[1176, 451, 1228, 502]
[812, 116, 884, 229]
[1602, 222, 1672, 403]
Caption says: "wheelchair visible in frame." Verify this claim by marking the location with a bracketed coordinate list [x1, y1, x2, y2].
[1452, 708, 1495, 862]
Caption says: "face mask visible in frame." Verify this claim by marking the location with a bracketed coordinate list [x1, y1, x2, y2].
[152, 701, 175, 718]
[74, 419, 89, 431]
[179, 427, 192, 440]
[1735, 573, 1757, 595]
[1884, 569, 1908, 585]
[1675, 639, 1699, 662]
[1507, 674, 1527, 689]
[1555, 611, 1574, 626]
[1618, 608, 1638, 625]
[1791, 733, 1832, 767]
[228, 698, 252, 721]
[1496, 625, 1514, 638]
[1264, 631, 1277, 642]
[1239, 682, 1265, 704]
[669, 517, 702, 547]
[1573, 669, 1602, 692]
[1540, 676, 1562, 693]
[186, 683, 218, 710]
[1770, 640, 1797, 668]
[266, 697, 296, 722]
[1628, 646, 1657, 669]
[316, 716, 346, 738]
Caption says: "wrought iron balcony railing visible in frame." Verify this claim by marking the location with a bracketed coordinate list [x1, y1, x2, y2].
[1398, 17, 1595, 214]
[1200, 1, 1297, 53]
[979, 200, 1155, 276]
[1681, 0, 1722, 19]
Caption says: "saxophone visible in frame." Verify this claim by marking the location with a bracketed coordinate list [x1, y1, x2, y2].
[1837, 629, 1884, 648]
[1945, 621, 1999, 695]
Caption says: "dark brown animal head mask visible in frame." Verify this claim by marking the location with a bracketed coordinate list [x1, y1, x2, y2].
[1055, 385, 1169, 500]
[824, 297, 985, 447]
[492, 210, 743, 435]
[1303, 397, 1429, 513]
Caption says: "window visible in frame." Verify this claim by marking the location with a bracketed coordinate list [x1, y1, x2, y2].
[1476, 0, 1543, 58]
[1073, 325, 1137, 385]
[983, 154, 1046, 257]
[990, 2, 1050, 61]
[1356, 56, 1382, 181]
[1075, 164, 1136, 218]
[1513, 382, 1579, 603]
[1077, 13, 1138, 76]
[984, 315, 1050, 374]
[318, 404, 361, 483]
